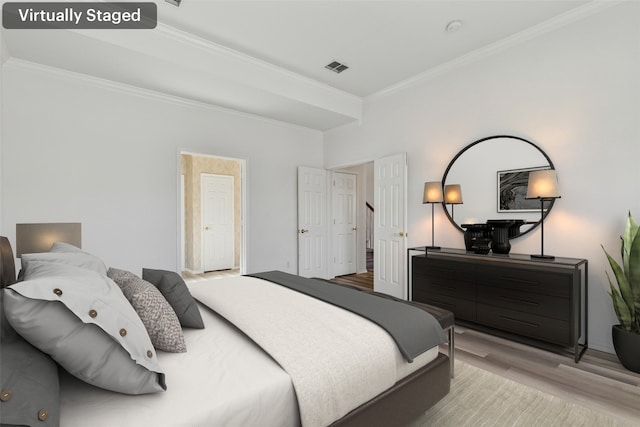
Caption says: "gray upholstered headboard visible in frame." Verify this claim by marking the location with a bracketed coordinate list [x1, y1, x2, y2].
[0, 236, 16, 288]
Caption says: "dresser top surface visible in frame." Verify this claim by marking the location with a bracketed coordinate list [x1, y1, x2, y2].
[410, 247, 587, 268]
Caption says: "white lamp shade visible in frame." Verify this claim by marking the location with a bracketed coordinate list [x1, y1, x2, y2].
[423, 181, 444, 203]
[526, 169, 560, 199]
[444, 184, 463, 204]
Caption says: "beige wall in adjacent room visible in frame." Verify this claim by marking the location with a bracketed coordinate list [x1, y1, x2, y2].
[181, 154, 241, 272]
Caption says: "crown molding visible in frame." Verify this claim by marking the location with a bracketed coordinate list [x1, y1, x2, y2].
[367, 0, 623, 103]
[151, 22, 361, 103]
[58, 21, 361, 124]
[4, 58, 323, 136]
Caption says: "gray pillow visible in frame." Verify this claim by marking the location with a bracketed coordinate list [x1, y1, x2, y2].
[142, 268, 204, 329]
[107, 268, 186, 353]
[4, 261, 166, 395]
[21, 251, 107, 276]
[0, 291, 60, 427]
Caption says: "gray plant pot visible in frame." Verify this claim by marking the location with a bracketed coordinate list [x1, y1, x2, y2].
[612, 325, 640, 373]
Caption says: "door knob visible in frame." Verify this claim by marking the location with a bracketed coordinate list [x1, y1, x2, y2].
[352, 227, 357, 231]
[299, 229, 309, 234]
[204, 226, 210, 231]
[397, 231, 405, 237]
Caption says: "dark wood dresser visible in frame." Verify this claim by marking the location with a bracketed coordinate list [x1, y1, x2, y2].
[410, 248, 588, 361]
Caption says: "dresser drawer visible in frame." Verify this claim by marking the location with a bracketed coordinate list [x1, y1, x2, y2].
[413, 256, 476, 300]
[477, 265, 573, 298]
[413, 289, 476, 322]
[477, 304, 572, 346]
[413, 256, 475, 282]
[413, 272, 476, 299]
[478, 285, 571, 322]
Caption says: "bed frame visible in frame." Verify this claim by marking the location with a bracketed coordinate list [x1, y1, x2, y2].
[0, 236, 451, 426]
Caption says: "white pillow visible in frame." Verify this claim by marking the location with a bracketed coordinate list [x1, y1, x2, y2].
[21, 251, 107, 276]
[4, 261, 166, 395]
[48, 241, 83, 253]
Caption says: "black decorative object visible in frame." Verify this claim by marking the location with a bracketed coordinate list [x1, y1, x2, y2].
[507, 220, 526, 238]
[461, 224, 492, 252]
[471, 237, 492, 254]
[612, 325, 640, 373]
[487, 220, 516, 254]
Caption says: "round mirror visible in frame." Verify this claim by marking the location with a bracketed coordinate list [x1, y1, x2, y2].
[441, 135, 555, 239]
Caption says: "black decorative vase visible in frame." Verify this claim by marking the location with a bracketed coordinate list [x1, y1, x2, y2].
[507, 220, 526, 238]
[612, 325, 640, 373]
[487, 220, 516, 255]
[461, 224, 492, 252]
[470, 237, 492, 254]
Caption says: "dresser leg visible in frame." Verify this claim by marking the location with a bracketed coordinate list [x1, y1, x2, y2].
[447, 325, 455, 378]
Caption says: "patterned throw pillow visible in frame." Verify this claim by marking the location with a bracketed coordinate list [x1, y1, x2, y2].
[107, 268, 186, 353]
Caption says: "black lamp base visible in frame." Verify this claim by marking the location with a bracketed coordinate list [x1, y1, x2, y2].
[425, 245, 441, 250]
[531, 254, 555, 260]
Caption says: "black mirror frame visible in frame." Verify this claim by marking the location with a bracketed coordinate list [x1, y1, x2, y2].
[441, 135, 556, 239]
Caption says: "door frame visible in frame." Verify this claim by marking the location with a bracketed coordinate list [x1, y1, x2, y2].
[177, 150, 247, 275]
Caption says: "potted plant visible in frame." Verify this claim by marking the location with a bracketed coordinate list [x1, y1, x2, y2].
[602, 211, 640, 373]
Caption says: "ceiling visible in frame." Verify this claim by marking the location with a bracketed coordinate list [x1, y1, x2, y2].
[2, 0, 596, 130]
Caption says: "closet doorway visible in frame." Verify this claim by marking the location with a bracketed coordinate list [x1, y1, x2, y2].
[180, 152, 245, 277]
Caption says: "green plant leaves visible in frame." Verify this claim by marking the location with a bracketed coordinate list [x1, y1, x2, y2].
[603, 247, 634, 318]
[608, 279, 632, 331]
[603, 212, 640, 334]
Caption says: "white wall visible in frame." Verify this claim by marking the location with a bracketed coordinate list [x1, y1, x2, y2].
[1, 61, 323, 275]
[0, 32, 7, 229]
[324, 3, 640, 353]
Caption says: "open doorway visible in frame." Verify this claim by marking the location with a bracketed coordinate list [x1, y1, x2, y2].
[179, 152, 245, 282]
[330, 161, 374, 290]
[326, 153, 408, 299]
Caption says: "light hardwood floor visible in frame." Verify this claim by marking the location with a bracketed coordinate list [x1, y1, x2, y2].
[453, 326, 640, 425]
[332, 271, 640, 425]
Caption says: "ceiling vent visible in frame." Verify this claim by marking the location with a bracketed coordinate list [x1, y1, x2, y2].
[325, 61, 349, 74]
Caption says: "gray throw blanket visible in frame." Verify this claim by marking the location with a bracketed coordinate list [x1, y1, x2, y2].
[248, 271, 444, 362]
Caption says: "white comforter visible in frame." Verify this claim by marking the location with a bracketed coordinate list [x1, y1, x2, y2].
[189, 276, 438, 427]
[58, 276, 437, 427]
[59, 300, 299, 427]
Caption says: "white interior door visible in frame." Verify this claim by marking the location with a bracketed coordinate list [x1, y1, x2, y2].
[202, 174, 234, 272]
[332, 172, 357, 277]
[374, 153, 407, 299]
[298, 167, 328, 278]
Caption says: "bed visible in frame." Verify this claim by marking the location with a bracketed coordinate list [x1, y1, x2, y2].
[0, 236, 451, 427]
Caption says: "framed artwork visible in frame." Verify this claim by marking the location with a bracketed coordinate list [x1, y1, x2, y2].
[497, 166, 551, 212]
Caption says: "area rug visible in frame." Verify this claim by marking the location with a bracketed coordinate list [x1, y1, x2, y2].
[410, 361, 631, 427]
